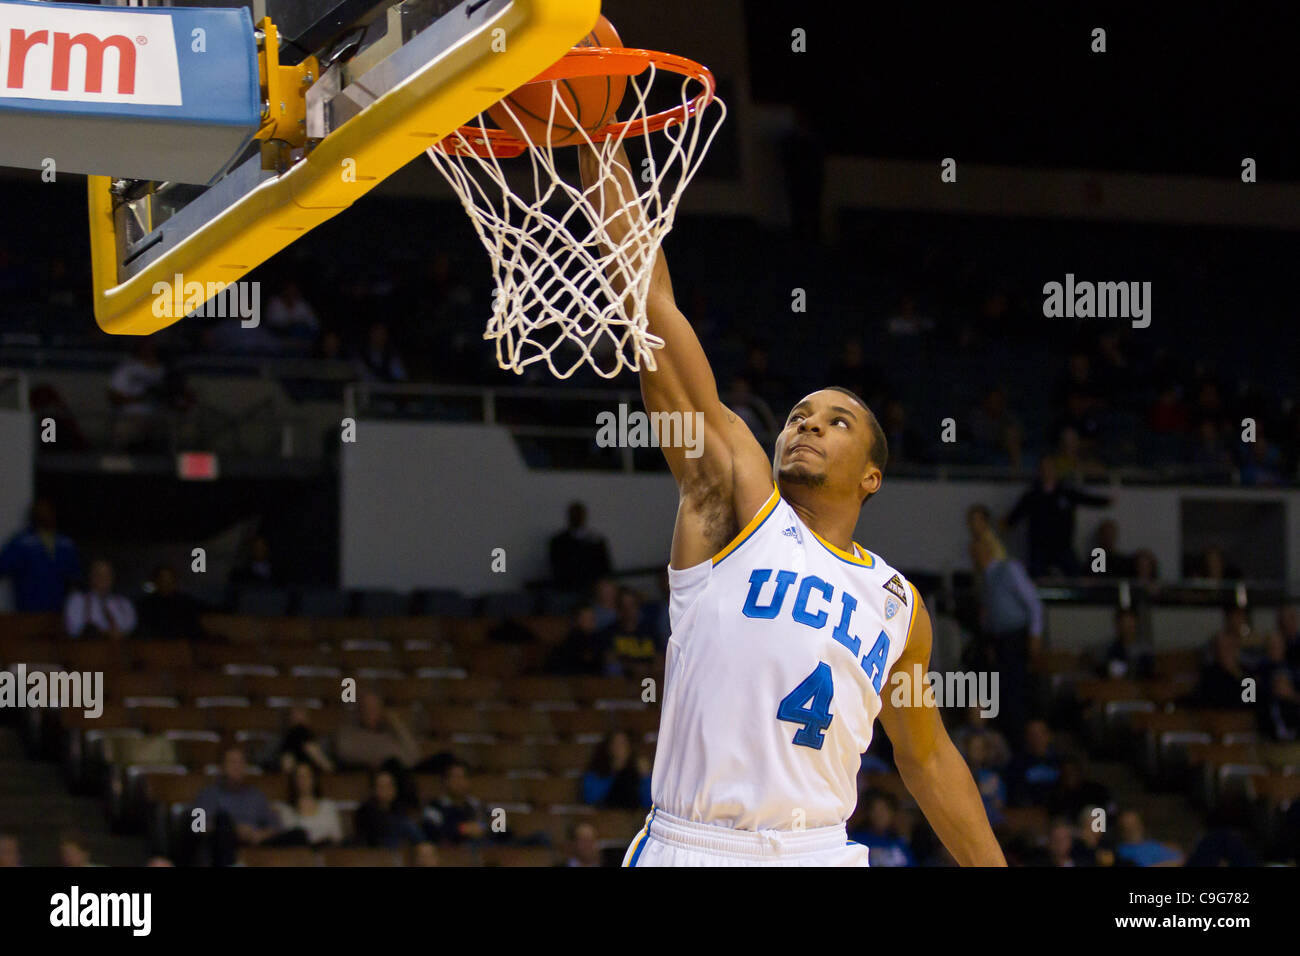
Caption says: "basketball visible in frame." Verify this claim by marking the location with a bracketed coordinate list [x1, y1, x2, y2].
[487, 15, 627, 147]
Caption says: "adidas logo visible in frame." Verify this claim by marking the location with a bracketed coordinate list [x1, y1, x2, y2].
[782, 526, 798, 538]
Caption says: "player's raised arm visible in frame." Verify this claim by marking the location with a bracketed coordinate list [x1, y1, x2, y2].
[580, 143, 771, 558]
[878, 590, 1007, 866]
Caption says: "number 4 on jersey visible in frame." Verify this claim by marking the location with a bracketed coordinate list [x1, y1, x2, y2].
[777, 662, 834, 749]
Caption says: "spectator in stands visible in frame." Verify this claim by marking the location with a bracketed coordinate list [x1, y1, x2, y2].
[355, 769, 424, 849]
[641, 569, 671, 649]
[194, 748, 282, 866]
[564, 821, 602, 868]
[229, 534, 277, 589]
[1275, 604, 1300, 666]
[356, 321, 408, 382]
[724, 375, 778, 447]
[335, 691, 420, 772]
[548, 501, 612, 597]
[970, 530, 1041, 744]
[849, 791, 915, 867]
[274, 761, 344, 847]
[741, 341, 788, 406]
[825, 338, 881, 406]
[591, 576, 619, 631]
[107, 341, 167, 448]
[1073, 805, 1115, 866]
[135, 564, 206, 640]
[64, 558, 136, 640]
[547, 605, 612, 676]
[582, 732, 651, 809]
[1242, 436, 1286, 486]
[58, 832, 97, 867]
[966, 503, 993, 543]
[965, 732, 1006, 826]
[604, 587, 658, 678]
[0, 833, 19, 867]
[969, 386, 1024, 468]
[1114, 809, 1182, 866]
[264, 279, 321, 346]
[1259, 633, 1300, 741]
[1100, 607, 1153, 680]
[1195, 616, 1253, 710]
[880, 398, 931, 465]
[1133, 548, 1159, 585]
[1147, 383, 1189, 435]
[1192, 545, 1239, 582]
[411, 841, 439, 867]
[948, 707, 1012, 770]
[1185, 812, 1260, 867]
[1046, 756, 1112, 820]
[1051, 426, 1104, 482]
[277, 706, 336, 773]
[1190, 418, 1234, 471]
[0, 496, 81, 613]
[884, 293, 934, 340]
[1006, 719, 1061, 807]
[1047, 818, 1079, 867]
[423, 760, 488, 844]
[1003, 456, 1111, 577]
[1091, 519, 1136, 578]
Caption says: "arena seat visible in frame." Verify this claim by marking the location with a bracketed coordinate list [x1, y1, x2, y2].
[521, 775, 581, 808]
[321, 846, 404, 866]
[426, 706, 489, 738]
[486, 709, 554, 739]
[506, 677, 575, 706]
[539, 741, 595, 775]
[549, 710, 611, 739]
[239, 847, 319, 867]
[236, 587, 293, 617]
[482, 845, 560, 867]
[376, 617, 447, 644]
[439, 677, 503, 706]
[181, 672, 247, 701]
[200, 614, 270, 644]
[319, 773, 372, 803]
[479, 743, 544, 775]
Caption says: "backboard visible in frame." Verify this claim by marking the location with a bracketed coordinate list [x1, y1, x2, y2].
[74, 0, 600, 334]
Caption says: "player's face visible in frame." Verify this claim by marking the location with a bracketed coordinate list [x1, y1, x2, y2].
[774, 390, 880, 500]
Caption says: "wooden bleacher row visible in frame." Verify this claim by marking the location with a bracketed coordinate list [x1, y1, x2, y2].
[41, 672, 652, 710]
[1055, 658, 1300, 855]
[236, 845, 564, 867]
[0, 612, 568, 649]
[143, 770, 634, 809]
[61, 703, 659, 743]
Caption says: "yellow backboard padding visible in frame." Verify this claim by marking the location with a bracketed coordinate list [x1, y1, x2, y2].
[90, 0, 600, 335]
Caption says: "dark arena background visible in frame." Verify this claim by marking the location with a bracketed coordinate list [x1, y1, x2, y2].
[0, 0, 1296, 938]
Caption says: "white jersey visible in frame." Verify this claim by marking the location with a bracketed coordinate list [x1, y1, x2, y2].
[650, 483, 919, 832]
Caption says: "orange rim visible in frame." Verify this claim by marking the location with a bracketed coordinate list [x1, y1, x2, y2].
[436, 46, 717, 158]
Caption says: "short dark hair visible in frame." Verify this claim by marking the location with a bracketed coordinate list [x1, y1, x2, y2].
[824, 385, 888, 473]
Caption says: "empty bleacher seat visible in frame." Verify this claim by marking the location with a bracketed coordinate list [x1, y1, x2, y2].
[235, 587, 293, 617]
[355, 590, 411, 618]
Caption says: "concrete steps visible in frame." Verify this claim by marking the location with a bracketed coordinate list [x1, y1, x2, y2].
[0, 728, 150, 866]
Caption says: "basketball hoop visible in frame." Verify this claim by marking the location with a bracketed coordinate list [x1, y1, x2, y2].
[426, 45, 726, 380]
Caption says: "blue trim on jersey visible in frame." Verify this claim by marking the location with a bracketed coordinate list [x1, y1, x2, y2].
[628, 808, 656, 866]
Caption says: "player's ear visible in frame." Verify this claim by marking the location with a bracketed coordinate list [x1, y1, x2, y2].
[859, 464, 882, 500]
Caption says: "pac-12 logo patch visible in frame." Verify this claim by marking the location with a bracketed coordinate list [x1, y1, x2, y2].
[884, 597, 899, 620]
[883, 574, 909, 605]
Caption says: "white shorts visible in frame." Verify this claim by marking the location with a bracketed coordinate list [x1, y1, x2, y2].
[621, 808, 870, 867]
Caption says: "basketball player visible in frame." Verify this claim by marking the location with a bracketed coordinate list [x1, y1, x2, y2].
[579, 144, 1005, 866]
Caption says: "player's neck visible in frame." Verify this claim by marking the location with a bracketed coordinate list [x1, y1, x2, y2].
[781, 488, 859, 554]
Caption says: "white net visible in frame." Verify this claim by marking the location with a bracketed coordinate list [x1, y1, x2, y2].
[426, 54, 726, 379]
